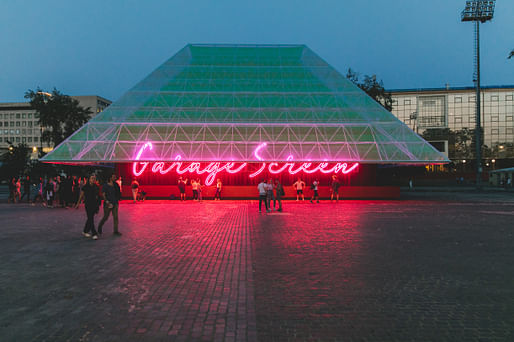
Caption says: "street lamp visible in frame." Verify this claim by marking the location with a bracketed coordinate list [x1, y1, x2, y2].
[461, 0, 496, 189]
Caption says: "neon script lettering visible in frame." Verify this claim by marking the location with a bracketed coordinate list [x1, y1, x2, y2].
[132, 142, 358, 185]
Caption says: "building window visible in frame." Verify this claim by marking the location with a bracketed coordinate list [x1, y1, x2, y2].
[15, 137, 20, 142]
[0, 122, 2, 127]
[34, 113, 39, 119]
[506, 95, 513, 101]
[491, 95, 499, 101]
[22, 113, 26, 119]
[491, 116, 499, 122]
[454, 97, 462, 103]
[16, 113, 20, 119]
[22, 137, 26, 143]
[469, 117, 476, 123]
[491, 129, 499, 135]
[455, 117, 462, 123]
[469, 96, 476, 102]
[27, 129, 32, 134]
[404, 99, 411, 105]
[10, 122, 14, 127]
[507, 116, 513, 121]
[506, 128, 514, 134]
[28, 137, 32, 142]
[15, 129, 20, 135]
[34, 137, 38, 142]
[22, 129, 26, 134]
[22, 121, 26, 127]
[28, 121, 32, 127]
[28, 113, 32, 119]
[16, 122, 20, 127]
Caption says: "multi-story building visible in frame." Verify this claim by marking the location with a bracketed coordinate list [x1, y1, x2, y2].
[0, 95, 111, 154]
[390, 85, 514, 167]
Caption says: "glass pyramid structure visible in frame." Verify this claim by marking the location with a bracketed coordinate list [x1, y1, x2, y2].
[42, 44, 448, 164]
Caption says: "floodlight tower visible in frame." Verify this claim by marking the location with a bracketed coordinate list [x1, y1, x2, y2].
[461, 0, 495, 189]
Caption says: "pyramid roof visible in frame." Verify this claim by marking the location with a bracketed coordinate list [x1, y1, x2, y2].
[42, 44, 448, 164]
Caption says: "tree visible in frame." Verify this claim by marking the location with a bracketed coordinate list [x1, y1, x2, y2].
[0, 143, 31, 181]
[346, 68, 393, 111]
[24, 88, 92, 147]
[509, 50, 514, 59]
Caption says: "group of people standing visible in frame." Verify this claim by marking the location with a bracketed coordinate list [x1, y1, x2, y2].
[258, 175, 342, 213]
[177, 177, 223, 201]
[8, 175, 90, 207]
[257, 178, 285, 213]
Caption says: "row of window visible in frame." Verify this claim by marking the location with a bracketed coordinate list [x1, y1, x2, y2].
[0, 136, 38, 143]
[1, 129, 37, 135]
[489, 128, 514, 135]
[396, 95, 514, 106]
[0, 112, 38, 119]
[1, 121, 37, 127]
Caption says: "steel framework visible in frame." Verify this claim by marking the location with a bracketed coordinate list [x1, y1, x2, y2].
[42, 44, 448, 164]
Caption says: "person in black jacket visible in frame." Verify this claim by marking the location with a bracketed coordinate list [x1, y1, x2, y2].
[98, 173, 122, 236]
[75, 174, 101, 240]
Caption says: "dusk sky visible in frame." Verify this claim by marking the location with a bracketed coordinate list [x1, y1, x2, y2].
[1, 0, 513, 103]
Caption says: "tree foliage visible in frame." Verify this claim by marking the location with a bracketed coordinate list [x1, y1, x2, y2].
[346, 68, 393, 111]
[421, 127, 490, 160]
[24, 88, 92, 147]
[0, 143, 31, 180]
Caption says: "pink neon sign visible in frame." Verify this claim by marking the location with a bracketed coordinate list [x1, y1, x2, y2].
[132, 142, 359, 186]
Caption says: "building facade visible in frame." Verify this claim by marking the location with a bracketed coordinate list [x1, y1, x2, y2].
[0, 95, 111, 154]
[390, 86, 514, 165]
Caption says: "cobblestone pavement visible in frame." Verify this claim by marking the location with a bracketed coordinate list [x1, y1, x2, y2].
[1, 194, 514, 341]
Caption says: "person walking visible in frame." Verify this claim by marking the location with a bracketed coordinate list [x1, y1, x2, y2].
[266, 178, 276, 211]
[21, 176, 31, 203]
[131, 179, 139, 203]
[178, 177, 187, 201]
[293, 178, 305, 201]
[275, 179, 284, 212]
[98, 173, 122, 236]
[45, 178, 55, 208]
[258, 179, 270, 213]
[197, 179, 203, 202]
[15, 178, 22, 203]
[8, 178, 16, 203]
[75, 174, 101, 240]
[214, 179, 222, 200]
[330, 175, 340, 202]
[116, 176, 122, 190]
[32, 177, 44, 205]
[310, 179, 320, 203]
[191, 179, 199, 201]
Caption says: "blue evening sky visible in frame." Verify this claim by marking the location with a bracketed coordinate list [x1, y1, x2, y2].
[1, 0, 513, 102]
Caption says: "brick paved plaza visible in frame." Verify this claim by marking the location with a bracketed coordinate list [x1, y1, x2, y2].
[1, 193, 514, 341]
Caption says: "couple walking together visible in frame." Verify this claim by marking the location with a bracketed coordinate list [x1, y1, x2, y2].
[76, 173, 121, 240]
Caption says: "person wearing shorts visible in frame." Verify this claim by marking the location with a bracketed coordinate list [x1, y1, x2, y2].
[178, 177, 187, 201]
[293, 178, 305, 201]
[310, 179, 320, 203]
[131, 179, 139, 203]
[330, 175, 340, 202]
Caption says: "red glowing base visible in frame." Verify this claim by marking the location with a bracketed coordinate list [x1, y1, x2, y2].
[121, 185, 400, 200]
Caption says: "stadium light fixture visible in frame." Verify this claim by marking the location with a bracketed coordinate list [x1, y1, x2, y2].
[461, 0, 496, 190]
